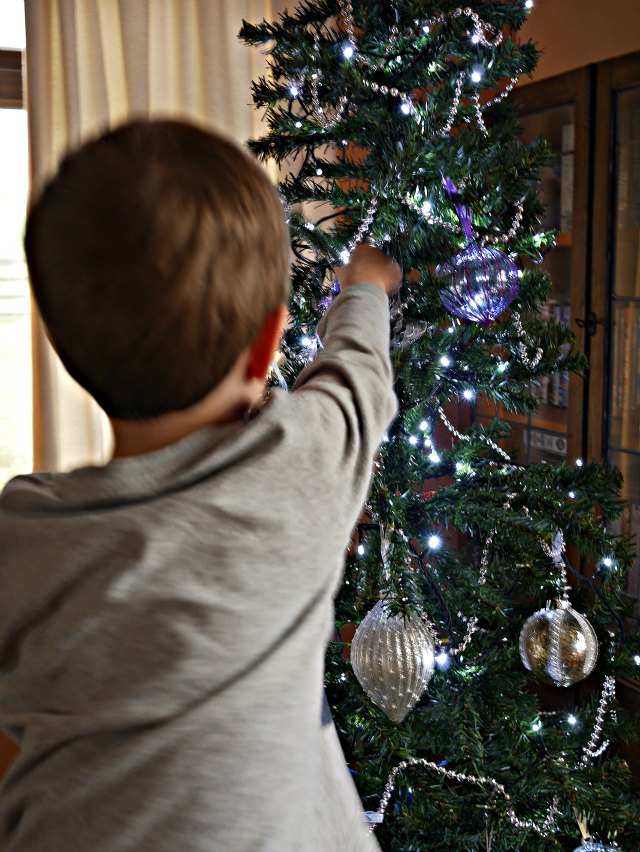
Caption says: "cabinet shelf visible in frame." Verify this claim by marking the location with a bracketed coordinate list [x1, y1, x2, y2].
[478, 406, 568, 435]
[555, 231, 573, 248]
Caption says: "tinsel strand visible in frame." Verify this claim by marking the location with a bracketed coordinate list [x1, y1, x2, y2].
[512, 311, 544, 369]
[402, 194, 526, 246]
[437, 406, 512, 462]
[367, 759, 559, 838]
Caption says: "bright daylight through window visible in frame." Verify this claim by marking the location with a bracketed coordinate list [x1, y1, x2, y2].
[0, 0, 30, 488]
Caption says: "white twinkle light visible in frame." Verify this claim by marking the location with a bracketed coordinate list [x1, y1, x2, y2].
[357, 543, 365, 556]
[295, 121, 303, 128]
[400, 101, 412, 115]
[340, 249, 351, 264]
[383, 432, 390, 443]
[428, 535, 442, 550]
[463, 389, 476, 401]
[435, 651, 449, 667]
[289, 84, 299, 97]
[424, 437, 432, 448]
[422, 24, 430, 34]
[342, 42, 354, 59]
[568, 491, 576, 499]
[419, 420, 429, 431]
[471, 32, 481, 44]
[576, 458, 584, 467]
[602, 557, 614, 568]
[304, 222, 315, 230]
[429, 450, 440, 464]
[447, 326, 455, 334]
[532, 720, 542, 732]
[455, 462, 465, 472]
[497, 361, 508, 373]
[567, 714, 577, 726]
[470, 66, 484, 84]
[420, 200, 433, 216]
[634, 654, 640, 665]
[525, 0, 534, 8]
[316, 167, 323, 176]
[409, 435, 418, 446]
[439, 355, 451, 367]
[301, 336, 313, 347]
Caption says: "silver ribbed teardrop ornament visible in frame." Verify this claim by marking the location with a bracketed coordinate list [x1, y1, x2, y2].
[350, 600, 436, 723]
[519, 600, 599, 687]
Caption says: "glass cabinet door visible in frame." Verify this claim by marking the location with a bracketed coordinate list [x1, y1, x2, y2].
[517, 103, 575, 465]
[476, 70, 590, 466]
[590, 53, 640, 638]
[607, 82, 640, 621]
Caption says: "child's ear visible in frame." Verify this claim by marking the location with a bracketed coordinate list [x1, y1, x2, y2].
[246, 305, 288, 382]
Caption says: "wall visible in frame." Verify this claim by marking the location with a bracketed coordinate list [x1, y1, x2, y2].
[520, 0, 640, 83]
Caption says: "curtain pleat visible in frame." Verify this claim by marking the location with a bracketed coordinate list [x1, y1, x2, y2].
[24, 0, 276, 471]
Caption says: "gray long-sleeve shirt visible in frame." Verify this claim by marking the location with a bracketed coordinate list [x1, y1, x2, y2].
[0, 284, 396, 851]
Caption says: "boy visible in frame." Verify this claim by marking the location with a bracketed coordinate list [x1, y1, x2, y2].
[0, 120, 399, 851]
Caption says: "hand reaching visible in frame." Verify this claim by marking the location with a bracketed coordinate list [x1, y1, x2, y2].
[338, 244, 402, 296]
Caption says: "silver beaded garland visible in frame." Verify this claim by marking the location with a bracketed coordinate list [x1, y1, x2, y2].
[438, 406, 512, 463]
[403, 192, 525, 247]
[309, 34, 348, 129]
[513, 311, 544, 369]
[300, 2, 523, 137]
[365, 757, 561, 838]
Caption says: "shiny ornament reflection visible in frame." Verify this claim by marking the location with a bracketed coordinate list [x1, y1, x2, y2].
[519, 602, 598, 687]
[436, 242, 519, 324]
[351, 599, 436, 723]
[436, 175, 519, 324]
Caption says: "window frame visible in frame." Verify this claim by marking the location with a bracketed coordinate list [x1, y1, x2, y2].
[0, 48, 23, 108]
[0, 44, 24, 780]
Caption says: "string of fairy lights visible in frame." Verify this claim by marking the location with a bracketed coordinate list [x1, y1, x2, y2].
[271, 0, 636, 844]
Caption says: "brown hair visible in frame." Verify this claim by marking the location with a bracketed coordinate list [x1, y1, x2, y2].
[25, 119, 290, 419]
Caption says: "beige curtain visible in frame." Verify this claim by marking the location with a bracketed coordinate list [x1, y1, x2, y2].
[24, 0, 278, 471]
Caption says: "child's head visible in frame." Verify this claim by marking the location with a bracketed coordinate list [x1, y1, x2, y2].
[25, 119, 290, 420]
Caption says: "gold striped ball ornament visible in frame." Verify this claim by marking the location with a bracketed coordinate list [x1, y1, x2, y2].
[519, 600, 598, 687]
[350, 599, 435, 723]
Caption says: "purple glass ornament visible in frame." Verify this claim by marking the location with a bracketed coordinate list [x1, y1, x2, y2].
[436, 242, 519, 324]
[319, 280, 341, 313]
[435, 176, 519, 324]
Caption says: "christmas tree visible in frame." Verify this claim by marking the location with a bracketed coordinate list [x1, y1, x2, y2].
[240, 2, 640, 849]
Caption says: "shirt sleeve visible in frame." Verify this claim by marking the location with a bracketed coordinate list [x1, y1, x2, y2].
[286, 283, 397, 536]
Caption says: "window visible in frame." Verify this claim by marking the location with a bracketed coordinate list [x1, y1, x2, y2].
[0, 1, 30, 489]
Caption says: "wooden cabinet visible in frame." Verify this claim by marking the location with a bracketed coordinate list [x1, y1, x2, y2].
[476, 53, 640, 733]
[590, 53, 640, 735]
[477, 53, 640, 633]
[590, 52, 640, 631]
